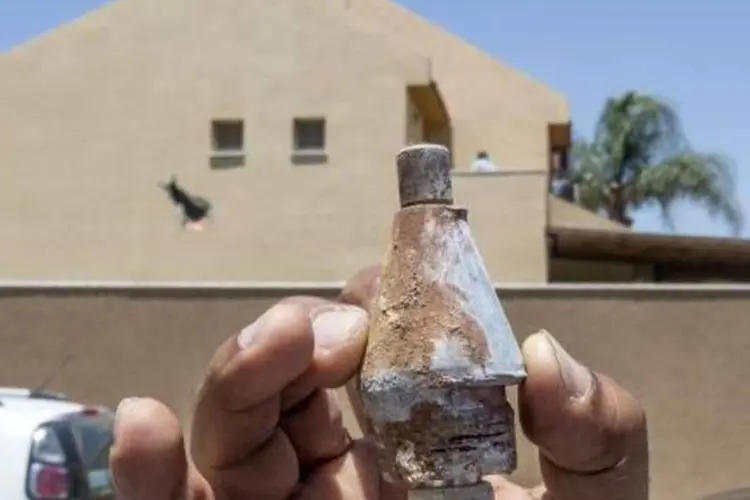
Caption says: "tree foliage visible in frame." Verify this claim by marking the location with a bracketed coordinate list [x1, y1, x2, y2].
[567, 92, 743, 235]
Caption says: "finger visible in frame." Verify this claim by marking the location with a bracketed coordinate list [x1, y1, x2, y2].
[191, 297, 368, 489]
[296, 439, 383, 500]
[209, 297, 367, 498]
[191, 300, 315, 469]
[280, 298, 369, 408]
[485, 476, 537, 500]
[110, 398, 211, 500]
[337, 264, 382, 437]
[278, 301, 368, 471]
[212, 428, 299, 500]
[281, 389, 352, 472]
[519, 331, 648, 500]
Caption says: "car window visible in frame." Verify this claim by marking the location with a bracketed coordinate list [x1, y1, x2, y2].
[68, 412, 115, 498]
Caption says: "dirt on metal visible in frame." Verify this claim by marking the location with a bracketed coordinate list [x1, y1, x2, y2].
[362, 204, 491, 378]
[360, 205, 517, 488]
[358, 144, 523, 495]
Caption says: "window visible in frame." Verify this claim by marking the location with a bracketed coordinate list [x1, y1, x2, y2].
[212, 120, 243, 152]
[293, 118, 325, 151]
[68, 413, 116, 498]
[210, 119, 244, 169]
[292, 118, 327, 165]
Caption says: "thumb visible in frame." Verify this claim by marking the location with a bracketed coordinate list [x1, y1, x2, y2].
[109, 398, 212, 500]
[519, 331, 648, 500]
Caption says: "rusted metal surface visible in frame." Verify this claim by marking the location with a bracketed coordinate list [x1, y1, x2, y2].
[397, 144, 454, 207]
[359, 144, 526, 496]
[409, 482, 495, 500]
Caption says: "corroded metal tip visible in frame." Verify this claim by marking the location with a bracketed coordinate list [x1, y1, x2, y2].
[360, 203, 525, 489]
[397, 144, 453, 208]
[360, 144, 526, 494]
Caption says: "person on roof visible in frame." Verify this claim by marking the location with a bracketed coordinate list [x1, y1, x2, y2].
[469, 150, 499, 173]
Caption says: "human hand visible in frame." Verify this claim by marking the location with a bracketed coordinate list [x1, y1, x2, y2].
[110, 266, 648, 500]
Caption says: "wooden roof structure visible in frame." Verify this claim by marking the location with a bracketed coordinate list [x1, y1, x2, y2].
[548, 226, 750, 267]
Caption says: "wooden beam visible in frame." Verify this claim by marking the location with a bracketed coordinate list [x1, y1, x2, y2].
[548, 226, 750, 267]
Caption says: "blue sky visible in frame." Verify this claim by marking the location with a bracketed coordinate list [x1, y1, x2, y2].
[1, 0, 748, 237]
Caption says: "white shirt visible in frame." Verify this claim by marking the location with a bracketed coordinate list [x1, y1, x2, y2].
[469, 158, 498, 173]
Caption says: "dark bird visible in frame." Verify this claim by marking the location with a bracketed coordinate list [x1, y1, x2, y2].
[160, 176, 212, 229]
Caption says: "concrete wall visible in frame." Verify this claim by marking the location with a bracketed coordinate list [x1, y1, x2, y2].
[0, 283, 748, 499]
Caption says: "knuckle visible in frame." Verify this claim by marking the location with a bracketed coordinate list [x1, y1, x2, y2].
[215, 429, 299, 499]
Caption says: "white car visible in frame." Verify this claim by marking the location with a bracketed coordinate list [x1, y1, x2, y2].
[0, 388, 115, 500]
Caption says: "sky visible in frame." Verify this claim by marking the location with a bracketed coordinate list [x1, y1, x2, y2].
[1, 0, 748, 238]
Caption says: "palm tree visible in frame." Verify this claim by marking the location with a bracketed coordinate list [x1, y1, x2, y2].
[566, 91, 744, 235]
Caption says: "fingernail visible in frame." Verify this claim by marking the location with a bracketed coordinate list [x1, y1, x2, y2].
[238, 319, 263, 348]
[310, 304, 367, 349]
[542, 331, 593, 401]
[114, 397, 140, 432]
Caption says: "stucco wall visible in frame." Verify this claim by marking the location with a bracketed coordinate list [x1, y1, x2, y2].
[336, 0, 570, 171]
[0, 283, 748, 499]
[0, 0, 421, 281]
[0, 0, 562, 283]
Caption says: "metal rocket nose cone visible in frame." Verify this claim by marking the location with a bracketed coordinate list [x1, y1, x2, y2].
[416, 207, 526, 383]
[357, 144, 527, 493]
[362, 201, 526, 387]
[367, 142, 526, 384]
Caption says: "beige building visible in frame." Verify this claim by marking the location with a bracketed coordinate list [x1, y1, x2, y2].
[6, 0, 747, 283]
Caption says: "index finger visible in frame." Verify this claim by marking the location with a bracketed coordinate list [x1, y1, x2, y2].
[191, 300, 316, 470]
[191, 296, 370, 471]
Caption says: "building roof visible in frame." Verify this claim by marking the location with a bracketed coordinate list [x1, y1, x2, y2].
[547, 196, 630, 232]
[548, 226, 750, 267]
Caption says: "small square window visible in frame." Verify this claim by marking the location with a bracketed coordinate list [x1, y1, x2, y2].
[211, 120, 244, 152]
[210, 119, 244, 169]
[292, 118, 327, 165]
[293, 118, 326, 152]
